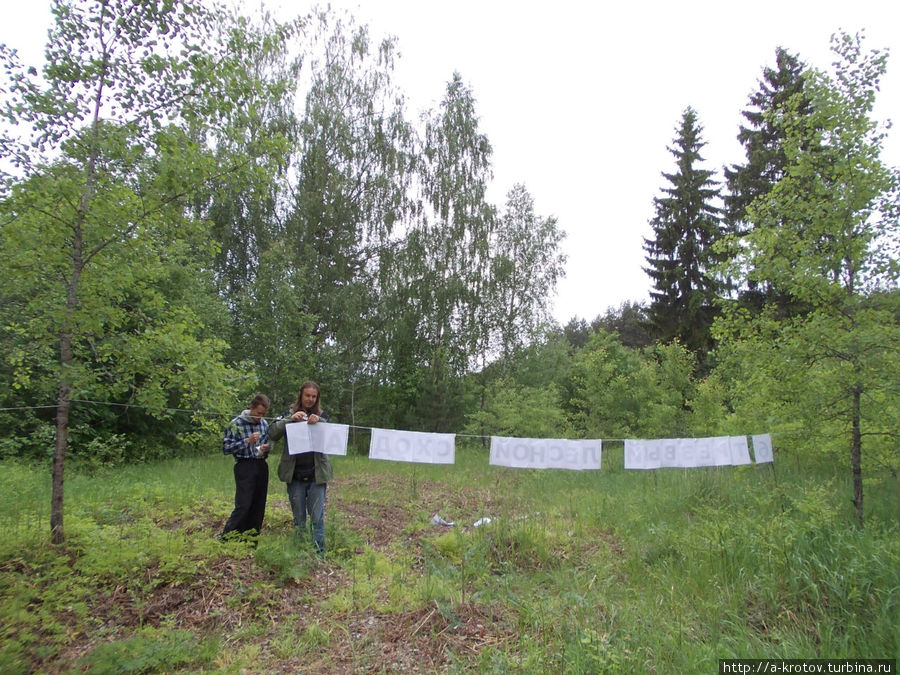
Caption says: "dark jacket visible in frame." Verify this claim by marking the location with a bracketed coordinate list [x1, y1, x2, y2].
[268, 408, 334, 485]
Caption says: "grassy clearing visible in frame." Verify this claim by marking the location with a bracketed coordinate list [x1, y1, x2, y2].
[1, 441, 897, 673]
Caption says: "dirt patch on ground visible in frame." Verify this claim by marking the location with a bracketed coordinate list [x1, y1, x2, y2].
[331, 473, 507, 549]
[272, 601, 516, 674]
[597, 530, 626, 557]
[53, 548, 518, 673]
[333, 498, 412, 550]
[36, 474, 540, 672]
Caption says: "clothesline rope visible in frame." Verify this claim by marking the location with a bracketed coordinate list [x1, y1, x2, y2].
[0, 398, 801, 443]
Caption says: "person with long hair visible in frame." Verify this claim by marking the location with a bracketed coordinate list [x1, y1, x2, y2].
[267, 381, 333, 554]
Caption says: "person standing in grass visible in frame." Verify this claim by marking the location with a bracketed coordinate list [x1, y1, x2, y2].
[220, 394, 271, 540]
[268, 381, 333, 555]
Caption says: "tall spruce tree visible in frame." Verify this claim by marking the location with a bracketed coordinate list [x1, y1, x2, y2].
[723, 47, 813, 314]
[643, 107, 723, 356]
[714, 32, 898, 527]
[724, 48, 808, 230]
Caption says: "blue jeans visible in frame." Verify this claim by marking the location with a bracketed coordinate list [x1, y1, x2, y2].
[286, 479, 326, 553]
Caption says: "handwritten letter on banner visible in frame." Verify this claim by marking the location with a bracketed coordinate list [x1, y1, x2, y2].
[752, 433, 774, 464]
[490, 436, 602, 471]
[369, 428, 455, 465]
[624, 436, 751, 470]
[285, 422, 349, 456]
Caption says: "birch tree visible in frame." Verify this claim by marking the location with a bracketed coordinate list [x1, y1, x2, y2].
[0, 0, 257, 543]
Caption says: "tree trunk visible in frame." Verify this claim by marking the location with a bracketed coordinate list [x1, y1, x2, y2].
[51, 363, 71, 546]
[51, 274, 80, 545]
[850, 385, 863, 529]
[50, 212, 85, 545]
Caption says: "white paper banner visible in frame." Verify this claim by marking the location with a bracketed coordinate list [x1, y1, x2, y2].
[752, 433, 774, 464]
[368, 428, 455, 465]
[625, 436, 751, 469]
[285, 422, 311, 455]
[285, 421, 349, 456]
[489, 436, 602, 470]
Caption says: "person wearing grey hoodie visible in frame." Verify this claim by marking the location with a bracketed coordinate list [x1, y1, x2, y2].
[220, 394, 270, 539]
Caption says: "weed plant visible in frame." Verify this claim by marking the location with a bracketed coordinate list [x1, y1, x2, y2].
[0, 445, 897, 672]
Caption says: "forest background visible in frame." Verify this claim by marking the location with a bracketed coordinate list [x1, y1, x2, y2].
[0, 0, 897, 540]
[0, 2, 898, 671]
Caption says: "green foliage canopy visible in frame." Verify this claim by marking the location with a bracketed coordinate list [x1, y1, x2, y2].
[715, 32, 899, 527]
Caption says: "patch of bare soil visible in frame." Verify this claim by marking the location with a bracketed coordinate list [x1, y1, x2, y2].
[57, 552, 516, 673]
[334, 499, 412, 549]
[276, 601, 516, 674]
[45, 474, 530, 672]
[50, 555, 264, 670]
[331, 473, 505, 552]
[597, 530, 626, 557]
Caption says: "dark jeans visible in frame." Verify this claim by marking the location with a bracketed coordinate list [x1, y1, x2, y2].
[222, 459, 269, 536]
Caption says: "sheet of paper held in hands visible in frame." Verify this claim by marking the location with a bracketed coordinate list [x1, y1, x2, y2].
[285, 421, 349, 456]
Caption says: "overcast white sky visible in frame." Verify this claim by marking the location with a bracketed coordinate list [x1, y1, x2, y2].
[5, 1, 899, 324]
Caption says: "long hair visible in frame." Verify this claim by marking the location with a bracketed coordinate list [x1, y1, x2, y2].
[292, 381, 321, 415]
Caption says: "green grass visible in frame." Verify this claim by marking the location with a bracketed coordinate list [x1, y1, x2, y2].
[0, 442, 897, 672]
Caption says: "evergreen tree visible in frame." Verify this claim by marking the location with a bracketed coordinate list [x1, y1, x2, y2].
[723, 47, 813, 314]
[725, 47, 808, 229]
[643, 107, 723, 357]
[591, 301, 653, 349]
[714, 32, 898, 528]
[280, 12, 415, 414]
